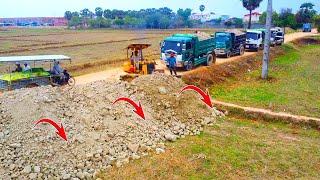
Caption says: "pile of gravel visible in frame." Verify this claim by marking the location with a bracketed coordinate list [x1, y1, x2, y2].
[0, 74, 223, 179]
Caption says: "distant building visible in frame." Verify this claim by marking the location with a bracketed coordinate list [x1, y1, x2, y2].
[190, 12, 215, 22]
[0, 17, 67, 26]
[243, 12, 262, 23]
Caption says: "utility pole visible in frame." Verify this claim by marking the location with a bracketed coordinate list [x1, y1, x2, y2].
[262, 0, 273, 79]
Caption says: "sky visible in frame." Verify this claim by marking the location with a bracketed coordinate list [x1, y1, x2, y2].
[0, 0, 319, 18]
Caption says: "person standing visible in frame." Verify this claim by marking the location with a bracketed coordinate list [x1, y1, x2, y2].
[166, 52, 177, 76]
[23, 63, 31, 72]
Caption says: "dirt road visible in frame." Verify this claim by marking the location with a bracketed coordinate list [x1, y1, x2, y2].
[75, 30, 318, 85]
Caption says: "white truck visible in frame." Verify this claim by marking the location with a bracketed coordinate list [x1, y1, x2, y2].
[272, 27, 285, 45]
[245, 30, 265, 51]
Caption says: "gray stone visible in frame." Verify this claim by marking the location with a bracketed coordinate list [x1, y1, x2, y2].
[23, 165, 32, 174]
[127, 143, 139, 153]
[156, 148, 165, 154]
[158, 87, 168, 94]
[29, 173, 37, 179]
[34, 166, 41, 173]
[164, 133, 177, 142]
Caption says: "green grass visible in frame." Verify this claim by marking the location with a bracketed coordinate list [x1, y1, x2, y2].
[99, 117, 320, 179]
[211, 41, 320, 118]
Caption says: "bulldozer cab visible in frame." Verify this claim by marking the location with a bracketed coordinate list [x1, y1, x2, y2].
[123, 44, 154, 75]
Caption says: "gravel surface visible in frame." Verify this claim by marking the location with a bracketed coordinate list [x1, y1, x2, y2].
[0, 74, 223, 179]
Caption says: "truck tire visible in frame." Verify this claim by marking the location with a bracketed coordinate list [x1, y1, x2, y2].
[206, 54, 214, 66]
[185, 60, 194, 71]
[239, 46, 245, 55]
[226, 52, 231, 58]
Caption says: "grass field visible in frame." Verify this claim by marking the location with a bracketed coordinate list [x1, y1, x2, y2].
[99, 117, 320, 179]
[210, 39, 320, 118]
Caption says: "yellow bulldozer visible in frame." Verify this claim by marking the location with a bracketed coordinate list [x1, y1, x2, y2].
[121, 44, 160, 81]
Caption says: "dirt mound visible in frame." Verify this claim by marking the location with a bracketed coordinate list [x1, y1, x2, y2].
[292, 37, 320, 46]
[0, 74, 222, 179]
[183, 47, 285, 88]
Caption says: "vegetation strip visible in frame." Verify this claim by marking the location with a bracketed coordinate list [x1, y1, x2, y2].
[213, 100, 320, 129]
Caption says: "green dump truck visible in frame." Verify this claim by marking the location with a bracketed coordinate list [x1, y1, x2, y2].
[214, 31, 246, 58]
[161, 33, 216, 71]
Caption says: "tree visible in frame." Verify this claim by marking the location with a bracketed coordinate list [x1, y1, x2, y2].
[68, 16, 82, 28]
[80, 8, 91, 27]
[313, 15, 320, 33]
[64, 11, 72, 21]
[296, 2, 317, 24]
[71, 12, 79, 18]
[103, 9, 113, 19]
[259, 11, 280, 26]
[241, 0, 263, 29]
[113, 18, 125, 28]
[177, 8, 192, 27]
[95, 7, 103, 17]
[224, 20, 233, 28]
[279, 9, 298, 29]
[233, 18, 244, 28]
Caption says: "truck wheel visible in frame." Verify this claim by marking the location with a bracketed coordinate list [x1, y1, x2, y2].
[185, 61, 194, 71]
[226, 52, 231, 58]
[206, 54, 214, 66]
[239, 46, 245, 55]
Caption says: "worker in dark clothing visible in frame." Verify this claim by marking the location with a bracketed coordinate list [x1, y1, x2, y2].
[14, 63, 23, 72]
[166, 52, 177, 76]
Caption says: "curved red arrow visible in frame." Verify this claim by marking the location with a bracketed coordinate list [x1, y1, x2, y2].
[180, 85, 213, 108]
[113, 97, 145, 120]
[34, 118, 68, 141]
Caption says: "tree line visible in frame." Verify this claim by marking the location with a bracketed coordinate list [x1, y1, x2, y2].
[259, 2, 319, 30]
[64, 7, 199, 29]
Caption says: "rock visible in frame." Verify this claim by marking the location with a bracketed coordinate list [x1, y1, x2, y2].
[164, 133, 177, 142]
[34, 166, 41, 173]
[29, 173, 37, 179]
[132, 154, 141, 160]
[127, 143, 139, 153]
[62, 173, 71, 180]
[76, 172, 85, 179]
[9, 143, 22, 148]
[22, 165, 32, 174]
[158, 87, 167, 94]
[156, 148, 165, 154]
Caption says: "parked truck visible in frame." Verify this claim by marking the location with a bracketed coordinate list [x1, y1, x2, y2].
[303, 23, 312, 32]
[161, 33, 216, 71]
[214, 31, 246, 58]
[245, 29, 265, 51]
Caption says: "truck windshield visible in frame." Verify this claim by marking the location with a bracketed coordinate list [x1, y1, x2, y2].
[276, 32, 283, 36]
[246, 32, 258, 40]
[162, 41, 182, 53]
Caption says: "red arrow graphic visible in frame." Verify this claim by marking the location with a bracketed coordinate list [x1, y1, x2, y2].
[34, 119, 68, 141]
[113, 97, 145, 120]
[180, 85, 213, 108]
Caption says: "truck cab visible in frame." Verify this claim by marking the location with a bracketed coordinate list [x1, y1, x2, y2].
[303, 23, 312, 32]
[214, 31, 246, 58]
[161, 34, 215, 70]
[245, 30, 265, 51]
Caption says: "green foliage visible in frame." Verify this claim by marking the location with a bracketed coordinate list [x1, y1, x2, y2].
[259, 11, 281, 26]
[199, 5, 205, 12]
[67, 7, 197, 29]
[240, 0, 263, 28]
[280, 9, 298, 29]
[64, 11, 72, 21]
[88, 17, 111, 28]
[295, 2, 317, 24]
[95, 7, 103, 17]
[68, 16, 82, 28]
[313, 14, 320, 33]
[233, 18, 244, 28]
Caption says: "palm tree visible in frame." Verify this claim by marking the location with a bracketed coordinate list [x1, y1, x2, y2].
[241, 0, 263, 29]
